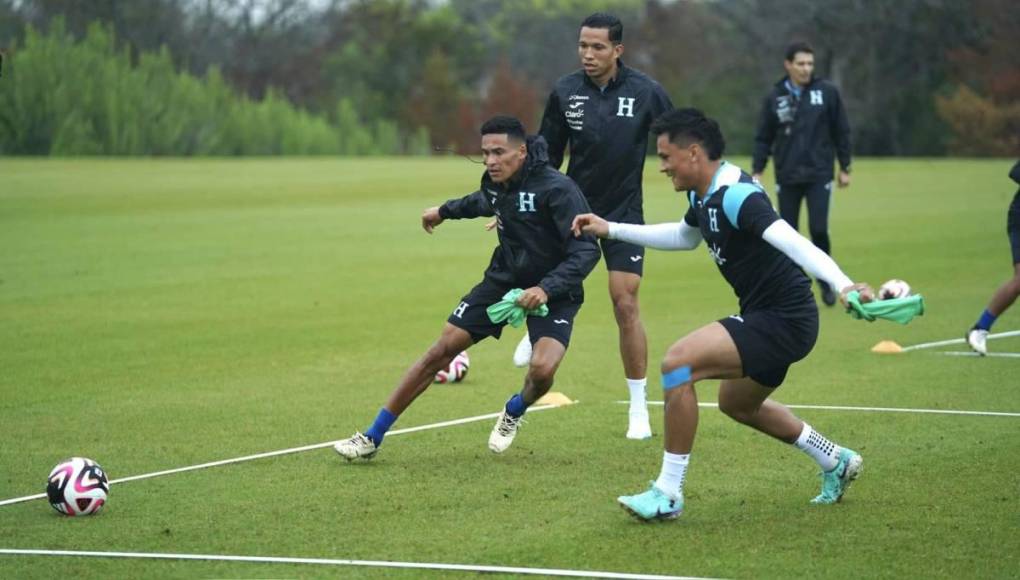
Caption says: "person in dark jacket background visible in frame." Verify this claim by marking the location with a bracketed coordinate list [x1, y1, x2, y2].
[966, 160, 1020, 355]
[333, 116, 600, 462]
[752, 41, 852, 306]
[514, 12, 673, 441]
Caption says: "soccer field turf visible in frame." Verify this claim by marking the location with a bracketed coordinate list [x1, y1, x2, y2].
[1, 157, 1018, 578]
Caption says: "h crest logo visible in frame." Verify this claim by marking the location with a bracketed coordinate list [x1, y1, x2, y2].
[616, 97, 635, 117]
[518, 191, 537, 212]
[708, 207, 720, 232]
[809, 90, 823, 105]
[452, 301, 469, 319]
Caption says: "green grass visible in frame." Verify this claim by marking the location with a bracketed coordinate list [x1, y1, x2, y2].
[1, 157, 1018, 579]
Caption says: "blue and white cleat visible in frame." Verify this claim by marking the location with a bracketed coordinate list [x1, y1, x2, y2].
[811, 447, 863, 504]
[617, 483, 683, 522]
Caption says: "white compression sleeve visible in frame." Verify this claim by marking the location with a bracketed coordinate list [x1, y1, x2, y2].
[608, 221, 702, 250]
[762, 220, 853, 291]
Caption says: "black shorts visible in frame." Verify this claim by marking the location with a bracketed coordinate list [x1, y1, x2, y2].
[1008, 193, 1020, 265]
[600, 238, 645, 275]
[718, 308, 819, 388]
[447, 278, 584, 348]
[598, 203, 645, 275]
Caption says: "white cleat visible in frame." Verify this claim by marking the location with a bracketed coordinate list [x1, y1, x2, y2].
[488, 410, 524, 453]
[626, 409, 652, 440]
[966, 328, 988, 356]
[513, 333, 533, 368]
[333, 432, 378, 461]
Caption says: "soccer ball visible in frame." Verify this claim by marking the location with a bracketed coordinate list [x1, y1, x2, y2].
[434, 351, 470, 383]
[46, 457, 109, 516]
[879, 279, 912, 300]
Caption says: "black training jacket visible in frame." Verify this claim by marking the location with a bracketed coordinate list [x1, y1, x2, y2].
[438, 136, 600, 300]
[540, 61, 673, 222]
[752, 76, 852, 185]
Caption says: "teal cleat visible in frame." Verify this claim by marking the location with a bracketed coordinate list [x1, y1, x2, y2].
[617, 483, 683, 522]
[811, 447, 863, 504]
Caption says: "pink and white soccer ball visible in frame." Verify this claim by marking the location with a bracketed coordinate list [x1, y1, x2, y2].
[46, 457, 109, 516]
[434, 351, 470, 384]
[879, 279, 912, 300]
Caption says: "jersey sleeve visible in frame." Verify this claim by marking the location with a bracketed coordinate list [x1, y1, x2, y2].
[650, 81, 674, 117]
[752, 94, 777, 174]
[683, 191, 699, 227]
[439, 189, 493, 220]
[536, 181, 600, 299]
[721, 184, 779, 238]
[539, 90, 569, 171]
[829, 85, 852, 172]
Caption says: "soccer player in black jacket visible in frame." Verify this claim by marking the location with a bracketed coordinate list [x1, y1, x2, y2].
[752, 41, 852, 307]
[334, 116, 600, 461]
[514, 12, 673, 441]
[966, 160, 1020, 355]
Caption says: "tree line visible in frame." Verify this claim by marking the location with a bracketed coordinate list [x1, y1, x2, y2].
[0, 0, 1016, 157]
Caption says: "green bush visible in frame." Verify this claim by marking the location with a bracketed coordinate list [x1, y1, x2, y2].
[0, 19, 428, 156]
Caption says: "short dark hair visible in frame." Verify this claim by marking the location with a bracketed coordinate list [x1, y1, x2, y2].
[651, 108, 726, 161]
[480, 116, 527, 143]
[581, 12, 623, 44]
[785, 41, 814, 62]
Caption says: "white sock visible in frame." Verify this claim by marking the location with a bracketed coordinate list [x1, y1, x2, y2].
[653, 451, 688, 498]
[794, 422, 841, 471]
[626, 378, 648, 413]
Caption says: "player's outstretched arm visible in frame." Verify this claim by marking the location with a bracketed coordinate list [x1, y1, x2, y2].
[573, 213, 702, 251]
[761, 219, 874, 305]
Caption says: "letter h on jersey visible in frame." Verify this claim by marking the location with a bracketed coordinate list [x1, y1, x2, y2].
[616, 97, 635, 117]
[518, 192, 537, 212]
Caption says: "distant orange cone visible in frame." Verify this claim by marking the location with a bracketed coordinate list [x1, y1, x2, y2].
[535, 392, 574, 406]
[871, 340, 903, 354]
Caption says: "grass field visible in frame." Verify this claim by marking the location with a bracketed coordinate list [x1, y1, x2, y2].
[1, 157, 1018, 579]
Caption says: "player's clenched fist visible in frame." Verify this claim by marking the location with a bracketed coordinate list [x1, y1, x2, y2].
[839, 282, 875, 307]
[516, 286, 549, 310]
[571, 213, 610, 238]
[422, 206, 443, 233]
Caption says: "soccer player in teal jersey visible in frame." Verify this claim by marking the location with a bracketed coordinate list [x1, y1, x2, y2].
[573, 108, 873, 521]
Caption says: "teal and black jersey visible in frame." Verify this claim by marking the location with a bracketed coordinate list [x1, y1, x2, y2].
[683, 162, 814, 316]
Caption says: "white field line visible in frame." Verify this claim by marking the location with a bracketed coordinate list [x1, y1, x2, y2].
[901, 329, 1020, 352]
[0, 405, 563, 509]
[933, 351, 1020, 358]
[0, 549, 716, 580]
[621, 401, 1020, 418]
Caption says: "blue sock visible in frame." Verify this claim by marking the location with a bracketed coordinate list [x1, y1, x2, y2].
[975, 309, 998, 331]
[505, 394, 527, 418]
[364, 408, 397, 445]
